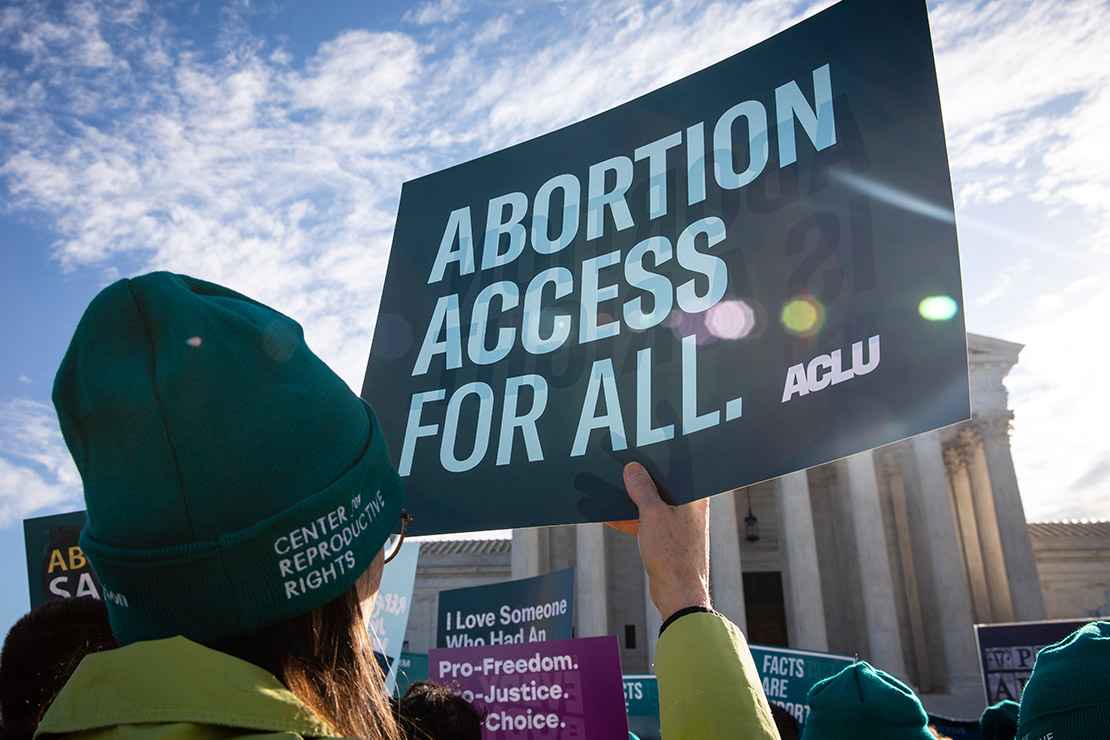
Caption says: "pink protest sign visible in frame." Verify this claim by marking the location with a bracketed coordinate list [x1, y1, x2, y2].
[430, 636, 629, 738]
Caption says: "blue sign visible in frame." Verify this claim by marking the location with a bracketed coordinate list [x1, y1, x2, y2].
[370, 540, 421, 692]
[362, 0, 969, 535]
[437, 567, 574, 648]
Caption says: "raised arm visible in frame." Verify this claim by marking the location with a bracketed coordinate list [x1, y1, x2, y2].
[616, 462, 780, 740]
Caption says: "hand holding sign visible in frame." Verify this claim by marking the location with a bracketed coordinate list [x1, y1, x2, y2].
[615, 462, 711, 622]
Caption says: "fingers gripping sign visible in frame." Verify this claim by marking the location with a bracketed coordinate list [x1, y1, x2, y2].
[609, 462, 711, 622]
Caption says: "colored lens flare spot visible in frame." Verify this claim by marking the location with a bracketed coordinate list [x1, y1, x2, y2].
[781, 296, 824, 336]
[706, 299, 756, 340]
[918, 295, 959, 321]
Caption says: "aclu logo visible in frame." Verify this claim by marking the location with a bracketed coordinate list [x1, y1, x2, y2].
[781, 335, 880, 403]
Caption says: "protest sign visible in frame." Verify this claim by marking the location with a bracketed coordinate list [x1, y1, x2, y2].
[750, 645, 854, 726]
[23, 510, 100, 609]
[370, 540, 421, 692]
[974, 619, 1094, 704]
[618, 645, 853, 734]
[430, 636, 628, 738]
[623, 675, 661, 740]
[395, 651, 430, 697]
[362, 0, 969, 535]
[437, 568, 574, 648]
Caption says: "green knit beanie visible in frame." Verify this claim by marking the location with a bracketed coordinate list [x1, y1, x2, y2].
[980, 700, 1019, 740]
[1017, 621, 1110, 740]
[53, 272, 403, 645]
[801, 661, 933, 740]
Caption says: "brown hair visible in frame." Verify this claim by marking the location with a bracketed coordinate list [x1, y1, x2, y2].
[212, 586, 402, 740]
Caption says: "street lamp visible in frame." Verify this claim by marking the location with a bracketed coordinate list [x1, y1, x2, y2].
[744, 490, 760, 542]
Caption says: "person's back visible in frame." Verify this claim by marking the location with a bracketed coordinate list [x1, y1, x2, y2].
[0, 598, 116, 740]
[37, 273, 406, 740]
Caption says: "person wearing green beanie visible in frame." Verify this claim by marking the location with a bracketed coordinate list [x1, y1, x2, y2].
[36, 273, 406, 740]
[32, 271, 784, 740]
[801, 660, 933, 740]
[980, 700, 1019, 740]
[1017, 621, 1110, 740]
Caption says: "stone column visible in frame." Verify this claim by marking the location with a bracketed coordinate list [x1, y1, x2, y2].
[511, 528, 547, 580]
[944, 446, 993, 623]
[575, 523, 609, 636]
[904, 433, 981, 691]
[644, 572, 662, 668]
[710, 492, 747, 632]
[879, 453, 933, 692]
[976, 413, 1046, 621]
[776, 470, 829, 651]
[841, 450, 907, 677]
[960, 428, 1015, 622]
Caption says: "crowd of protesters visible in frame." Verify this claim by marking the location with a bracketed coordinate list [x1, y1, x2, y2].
[0, 273, 1105, 740]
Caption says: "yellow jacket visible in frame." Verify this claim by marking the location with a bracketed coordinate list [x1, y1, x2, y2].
[36, 636, 332, 739]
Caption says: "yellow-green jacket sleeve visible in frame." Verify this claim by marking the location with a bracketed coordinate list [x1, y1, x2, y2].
[655, 612, 780, 739]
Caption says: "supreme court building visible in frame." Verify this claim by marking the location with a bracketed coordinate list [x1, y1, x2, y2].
[406, 334, 1110, 716]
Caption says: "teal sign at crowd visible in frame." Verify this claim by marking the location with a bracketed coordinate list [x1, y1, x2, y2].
[620, 646, 853, 734]
[437, 568, 574, 648]
[624, 675, 661, 740]
[362, 0, 969, 534]
[23, 510, 99, 609]
[395, 651, 430, 697]
[750, 644, 854, 725]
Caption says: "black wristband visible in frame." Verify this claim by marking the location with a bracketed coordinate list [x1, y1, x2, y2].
[659, 605, 714, 637]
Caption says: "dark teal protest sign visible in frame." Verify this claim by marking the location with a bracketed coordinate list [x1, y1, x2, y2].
[437, 568, 574, 648]
[749, 645, 854, 726]
[623, 675, 661, 740]
[363, 0, 969, 534]
[23, 510, 100, 609]
[620, 647, 852, 734]
[395, 652, 429, 697]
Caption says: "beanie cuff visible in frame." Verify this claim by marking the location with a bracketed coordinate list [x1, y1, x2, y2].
[1019, 703, 1110, 740]
[81, 403, 403, 644]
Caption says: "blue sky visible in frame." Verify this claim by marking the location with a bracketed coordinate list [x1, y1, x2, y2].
[1, 0, 1109, 637]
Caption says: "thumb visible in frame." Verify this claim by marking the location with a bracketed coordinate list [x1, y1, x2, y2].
[623, 462, 664, 513]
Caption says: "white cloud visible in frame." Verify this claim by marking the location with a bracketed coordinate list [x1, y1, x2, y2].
[975, 257, 1031, 307]
[931, 0, 1110, 234]
[403, 0, 466, 26]
[17, 375, 31, 385]
[0, 0, 834, 389]
[473, 15, 510, 46]
[1006, 276, 1110, 520]
[0, 400, 82, 525]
